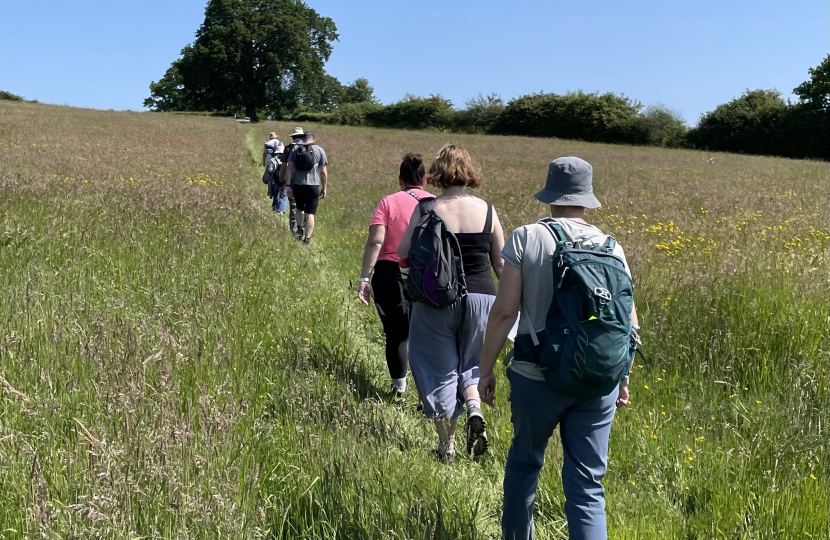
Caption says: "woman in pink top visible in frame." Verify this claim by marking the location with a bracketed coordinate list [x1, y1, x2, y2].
[358, 154, 431, 397]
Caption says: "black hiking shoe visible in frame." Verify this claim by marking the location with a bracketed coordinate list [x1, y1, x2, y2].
[466, 407, 488, 459]
[296, 226, 304, 241]
[302, 237, 312, 246]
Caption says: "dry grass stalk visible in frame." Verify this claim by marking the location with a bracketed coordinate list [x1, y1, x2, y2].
[0, 375, 30, 402]
[74, 418, 103, 448]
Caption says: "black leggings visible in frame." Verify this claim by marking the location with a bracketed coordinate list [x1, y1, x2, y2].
[371, 261, 410, 380]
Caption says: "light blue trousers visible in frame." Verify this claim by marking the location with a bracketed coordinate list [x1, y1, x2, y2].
[409, 293, 495, 420]
[503, 369, 618, 540]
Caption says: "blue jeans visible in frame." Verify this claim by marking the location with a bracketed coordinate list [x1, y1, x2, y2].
[272, 183, 288, 213]
[502, 369, 618, 540]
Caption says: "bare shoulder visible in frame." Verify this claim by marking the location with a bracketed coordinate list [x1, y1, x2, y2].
[468, 195, 494, 211]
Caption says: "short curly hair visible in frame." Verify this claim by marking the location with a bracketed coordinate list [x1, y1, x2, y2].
[427, 144, 483, 189]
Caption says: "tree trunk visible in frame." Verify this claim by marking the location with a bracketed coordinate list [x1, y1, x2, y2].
[246, 103, 258, 122]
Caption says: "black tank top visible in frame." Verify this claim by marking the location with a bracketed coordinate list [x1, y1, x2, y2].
[456, 203, 496, 296]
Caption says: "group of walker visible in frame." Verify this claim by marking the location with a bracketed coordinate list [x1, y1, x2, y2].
[261, 129, 640, 539]
[358, 144, 640, 540]
[262, 127, 328, 244]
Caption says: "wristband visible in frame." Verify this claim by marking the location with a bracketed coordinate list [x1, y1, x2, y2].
[358, 277, 370, 283]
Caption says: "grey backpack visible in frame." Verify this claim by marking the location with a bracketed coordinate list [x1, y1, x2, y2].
[265, 155, 280, 174]
[405, 199, 466, 308]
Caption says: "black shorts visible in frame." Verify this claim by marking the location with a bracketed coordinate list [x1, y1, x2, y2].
[292, 184, 320, 214]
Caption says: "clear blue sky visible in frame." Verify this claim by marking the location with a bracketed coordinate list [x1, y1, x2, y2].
[1, 0, 826, 123]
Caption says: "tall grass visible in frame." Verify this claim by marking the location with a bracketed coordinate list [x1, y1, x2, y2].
[0, 102, 826, 538]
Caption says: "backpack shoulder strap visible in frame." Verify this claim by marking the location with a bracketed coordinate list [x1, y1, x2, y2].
[526, 219, 574, 348]
[539, 219, 574, 245]
[483, 203, 493, 233]
[419, 197, 436, 214]
[602, 235, 617, 253]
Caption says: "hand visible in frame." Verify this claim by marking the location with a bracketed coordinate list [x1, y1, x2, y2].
[616, 378, 630, 408]
[286, 186, 293, 199]
[321, 187, 327, 199]
[478, 372, 496, 407]
[357, 281, 373, 306]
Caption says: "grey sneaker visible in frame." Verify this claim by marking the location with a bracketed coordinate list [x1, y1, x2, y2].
[389, 385, 405, 400]
[466, 407, 488, 458]
[436, 438, 456, 464]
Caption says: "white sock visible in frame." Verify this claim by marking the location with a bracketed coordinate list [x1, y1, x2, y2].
[391, 377, 407, 392]
[467, 399, 481, 413]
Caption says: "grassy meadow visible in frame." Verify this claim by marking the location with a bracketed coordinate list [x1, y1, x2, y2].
[0, 101, 827, 539]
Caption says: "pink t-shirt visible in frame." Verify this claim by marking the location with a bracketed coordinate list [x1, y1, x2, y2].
[370, 188, 432, 262]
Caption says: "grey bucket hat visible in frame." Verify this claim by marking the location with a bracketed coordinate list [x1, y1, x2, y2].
[534, 157, 601, 209]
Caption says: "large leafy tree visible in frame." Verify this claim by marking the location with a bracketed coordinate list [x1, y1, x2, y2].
[341, 78, 377, 104]
[145, 0, 338, 121]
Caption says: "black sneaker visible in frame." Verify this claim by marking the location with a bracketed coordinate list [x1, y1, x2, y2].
[296, 227, 304, 241]
[466, 407, 488, 458]
[302, 237, 311, 245]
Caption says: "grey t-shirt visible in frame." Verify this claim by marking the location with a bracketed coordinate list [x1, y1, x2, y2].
[287, 144, 328, 186]
[501, 218, 632, 381]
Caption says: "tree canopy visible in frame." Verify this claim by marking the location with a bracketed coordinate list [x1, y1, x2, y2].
[341, 78, 377, 104]
[687, 89, 787, 155]
[145, 0, 338, 121]
[793, 54, 829, 111]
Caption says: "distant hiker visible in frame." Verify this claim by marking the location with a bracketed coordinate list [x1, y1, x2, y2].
[397, 143, 505, 462]
[358, 153, 431, 397]
[477, 157, 640, 540]
[263, 132, 287, 213]
[262, 132, 281, 166]
[279, 127, 305, 233]
[285, 129, 328, 245]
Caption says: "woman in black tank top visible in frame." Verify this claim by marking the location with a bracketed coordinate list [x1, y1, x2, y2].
[397, 144, 505, 462]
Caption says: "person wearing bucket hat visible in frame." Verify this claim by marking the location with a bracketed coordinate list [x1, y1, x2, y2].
[534, 157, 601, 209]
[477, 156, 640, 540]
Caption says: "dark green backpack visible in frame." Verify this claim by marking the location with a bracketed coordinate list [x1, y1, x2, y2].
[528, 220, 636, 399]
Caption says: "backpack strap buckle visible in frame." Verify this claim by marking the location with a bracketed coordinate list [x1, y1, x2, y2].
[593, 287, 613, 305]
